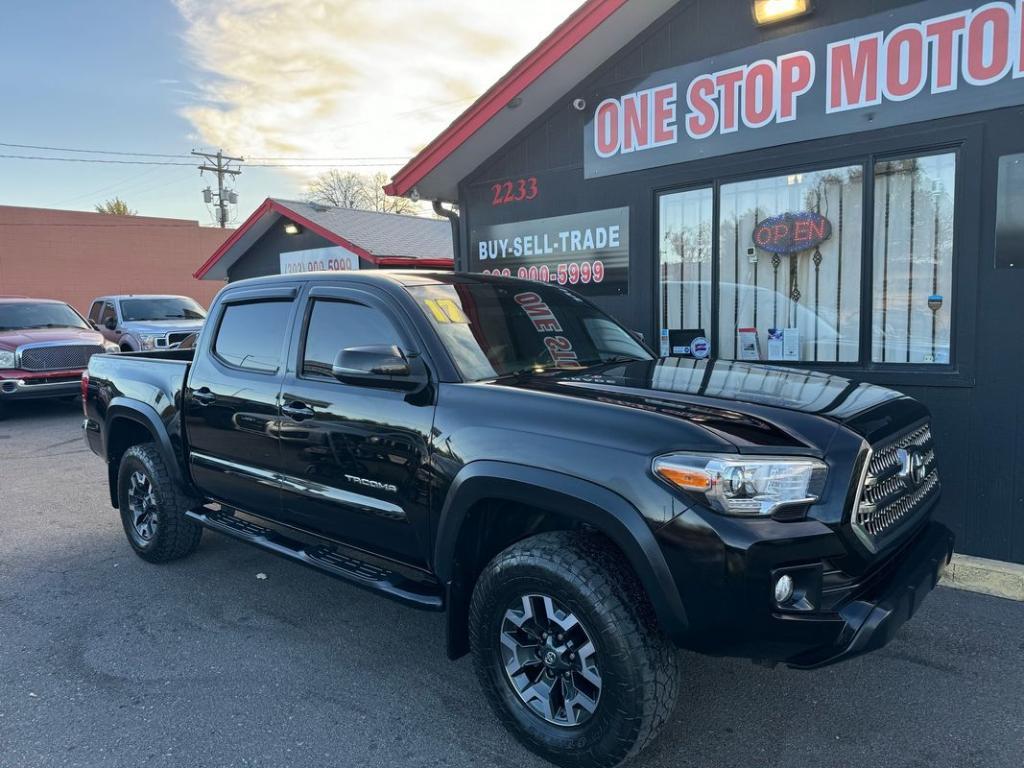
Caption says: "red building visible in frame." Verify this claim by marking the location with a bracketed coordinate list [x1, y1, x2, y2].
[0, 205, 231, 314]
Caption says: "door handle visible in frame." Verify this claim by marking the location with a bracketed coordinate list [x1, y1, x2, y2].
[282, 401, 316, 421]
[192, 388, 216, 406]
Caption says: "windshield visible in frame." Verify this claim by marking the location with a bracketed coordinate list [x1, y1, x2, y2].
[0, 302, 90, 331]
[120, 297, 206, 321]
[408, 282, 652, 381]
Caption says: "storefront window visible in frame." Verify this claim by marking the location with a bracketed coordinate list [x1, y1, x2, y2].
[658, 187, 713, 350]
[718, 166, 863, 362]
[872, 154, 956, 364]
[994, 153, 1024, 269]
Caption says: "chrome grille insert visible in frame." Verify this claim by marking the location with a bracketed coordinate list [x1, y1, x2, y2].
[17, 343, 104, 372]
[853, 424, 939, 540]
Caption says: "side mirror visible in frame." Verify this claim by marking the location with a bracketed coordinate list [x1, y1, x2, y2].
[332, 345, 426, 391]
[103, 317, 117, 331]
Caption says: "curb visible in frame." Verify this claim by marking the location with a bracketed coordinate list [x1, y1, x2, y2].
[940, 554, 1024, 601]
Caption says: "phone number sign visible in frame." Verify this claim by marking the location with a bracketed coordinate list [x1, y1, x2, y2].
[470, 207, 629, 296]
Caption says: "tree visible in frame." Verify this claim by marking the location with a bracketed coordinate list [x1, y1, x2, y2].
[95, 197, 137, 216]
[305, 170, 417, 215]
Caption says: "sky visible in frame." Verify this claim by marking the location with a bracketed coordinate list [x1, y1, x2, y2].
[0, 0, 581, 225]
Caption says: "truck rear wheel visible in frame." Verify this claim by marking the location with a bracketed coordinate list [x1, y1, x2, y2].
[469, 531, 679, 768]
[116, 443, 202, 563]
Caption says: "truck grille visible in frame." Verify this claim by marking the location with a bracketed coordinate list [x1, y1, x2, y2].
[853, 424, 939, 540]
[18, 344, 103, 372]
[167, 332, 192, 347]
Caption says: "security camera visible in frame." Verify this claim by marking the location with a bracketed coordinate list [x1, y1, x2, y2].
[409, 187, 421, 203]
[572, 98, 587, 112]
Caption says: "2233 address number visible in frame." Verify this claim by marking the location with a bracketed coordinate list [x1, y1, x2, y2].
[491, 177, 539, 206]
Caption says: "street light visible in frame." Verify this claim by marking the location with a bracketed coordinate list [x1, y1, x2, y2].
[752, 0, 812, 27]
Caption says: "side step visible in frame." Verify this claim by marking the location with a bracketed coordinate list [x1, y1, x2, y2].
[185, 508, 444, 611]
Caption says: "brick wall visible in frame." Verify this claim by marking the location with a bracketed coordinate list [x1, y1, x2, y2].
[0, 205, 231, 314]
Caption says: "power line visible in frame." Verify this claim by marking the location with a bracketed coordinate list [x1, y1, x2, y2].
[0, 153, 403, 168]
[0, 221, 218, 228]
[0, 141, 191, 158]
[0, 141, 407, 164]
[0, 153, 194, 166]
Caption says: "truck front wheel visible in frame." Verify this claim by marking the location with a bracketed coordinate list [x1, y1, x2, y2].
[469, 531, 679, 768]
[116, 443, 202, 563]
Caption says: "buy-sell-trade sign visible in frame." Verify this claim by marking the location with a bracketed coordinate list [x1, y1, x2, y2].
[585, 0, 1024, 178]
[471, 207, 630, 296]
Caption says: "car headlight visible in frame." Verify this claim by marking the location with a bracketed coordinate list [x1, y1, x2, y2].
[138, 334, 161, 350]
[103, 342, 120, 353]
[653, 453, 827, 517]
[0, 350, 15, 369]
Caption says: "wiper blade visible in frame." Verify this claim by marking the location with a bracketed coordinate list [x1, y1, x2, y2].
[577, 355, 646, 367]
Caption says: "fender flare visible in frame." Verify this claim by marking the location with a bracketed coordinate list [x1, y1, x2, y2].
[435, 461, 689, 655]
[104, 399, 191, 506]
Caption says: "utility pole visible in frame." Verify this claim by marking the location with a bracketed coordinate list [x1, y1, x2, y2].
[192, 149, 243, 228]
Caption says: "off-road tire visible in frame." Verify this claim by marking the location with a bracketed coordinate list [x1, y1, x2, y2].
[469, 531, 679, 768]
[117, 443, 202, 563]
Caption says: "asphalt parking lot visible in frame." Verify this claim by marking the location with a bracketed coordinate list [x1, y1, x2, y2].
[2, 401, 1023, 768]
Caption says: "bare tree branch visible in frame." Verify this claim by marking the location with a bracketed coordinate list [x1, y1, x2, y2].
[304, 170, 417, 214]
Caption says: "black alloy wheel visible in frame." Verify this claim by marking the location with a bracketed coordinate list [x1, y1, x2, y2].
[116, 443, 202, 563]
[470, 531, 679, 768]
[126, 470, 159, 544]
[500, 593, 602, 727]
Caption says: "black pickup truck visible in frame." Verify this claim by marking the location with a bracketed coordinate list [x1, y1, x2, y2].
[83, 271, 953, 768]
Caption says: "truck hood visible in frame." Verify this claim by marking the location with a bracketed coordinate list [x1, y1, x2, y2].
[492, 358, 915, 449]
[120, 319, 205, 334]
[0, 327, 104, 350]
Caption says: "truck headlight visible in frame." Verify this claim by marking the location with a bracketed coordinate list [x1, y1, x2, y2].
[653, 453, 827, 517]
[103, 342, 119, 353]
[0, 350, 15, 369]
[138, 334, 161, 350]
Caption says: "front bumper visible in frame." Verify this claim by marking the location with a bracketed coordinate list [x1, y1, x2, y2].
[784, 521, 953, 668]
[0, 371, 83, 401]
[656, 511, 954, 668]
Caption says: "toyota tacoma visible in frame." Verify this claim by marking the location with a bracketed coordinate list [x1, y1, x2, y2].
[83, 271, 953, 767]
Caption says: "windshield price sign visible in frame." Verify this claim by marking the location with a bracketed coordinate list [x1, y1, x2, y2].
[471, 207, 629, 296]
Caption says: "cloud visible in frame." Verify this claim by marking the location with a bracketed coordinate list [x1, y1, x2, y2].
[173, 0, 583, 179]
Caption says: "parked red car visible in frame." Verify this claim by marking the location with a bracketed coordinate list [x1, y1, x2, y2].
[0, 298, 117, 418]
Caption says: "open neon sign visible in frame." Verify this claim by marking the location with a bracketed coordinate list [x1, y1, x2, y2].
[752, 212, 832, 254]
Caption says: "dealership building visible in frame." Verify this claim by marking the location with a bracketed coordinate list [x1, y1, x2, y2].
[386, 0, 1024, 565]
[193, 198, 453, 282]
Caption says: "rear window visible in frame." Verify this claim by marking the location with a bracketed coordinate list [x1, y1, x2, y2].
[213, 301, 292, 372]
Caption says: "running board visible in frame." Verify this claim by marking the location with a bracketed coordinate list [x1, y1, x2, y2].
[185, 508, 444, 611]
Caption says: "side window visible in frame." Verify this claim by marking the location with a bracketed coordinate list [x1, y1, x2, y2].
[302, 299, 403, 378]
[213, 300, 292, 373]
[88, 302, 102, 323]
[99, 302, 117, 325]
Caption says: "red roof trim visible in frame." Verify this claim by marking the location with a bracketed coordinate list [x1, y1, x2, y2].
[384, 0, 627, 198]
[194, 198, 393, 279]
[376, 257, 453, 268]
[267, 201, 379, 264]
[193, 198, 272, 278]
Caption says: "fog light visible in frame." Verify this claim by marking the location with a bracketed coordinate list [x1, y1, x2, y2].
[774, 575, 795, 604]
